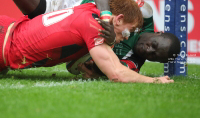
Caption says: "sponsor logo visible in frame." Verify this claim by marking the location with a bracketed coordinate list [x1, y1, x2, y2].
[94, 38, 104, 46]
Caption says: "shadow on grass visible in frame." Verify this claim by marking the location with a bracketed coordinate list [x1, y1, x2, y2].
[0, 70, 107, 82]
[0, 70, 81, 82]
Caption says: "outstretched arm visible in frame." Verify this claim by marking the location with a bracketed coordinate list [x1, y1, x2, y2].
[89, 43, 174, 83]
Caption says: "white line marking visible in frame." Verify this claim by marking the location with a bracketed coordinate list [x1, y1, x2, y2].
[0, 80, 89, 89]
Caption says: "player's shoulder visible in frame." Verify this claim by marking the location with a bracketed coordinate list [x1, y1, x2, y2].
[75, 3, 96, 10]
[74, 4, 101, 27]
[128, 32, 140, 41]
[73, 3, 99, 17]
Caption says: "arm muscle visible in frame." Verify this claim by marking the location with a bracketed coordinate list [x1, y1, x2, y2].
[89, 43, 154, 83]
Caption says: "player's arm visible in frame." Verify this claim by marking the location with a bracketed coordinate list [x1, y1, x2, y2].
[95, 18, 116, 46]
[93, 0, 116, 45]
[13, 0, 46, 19]
[77, 58, 142, 79]
[94, 0, 110, 11]
[89, 43, 174, 83]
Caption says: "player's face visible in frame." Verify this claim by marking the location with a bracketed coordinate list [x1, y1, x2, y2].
[135, 32, 171, 63]
[112, 15, 136, 43]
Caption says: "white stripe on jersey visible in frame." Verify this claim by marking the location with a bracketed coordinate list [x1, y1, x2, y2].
[122, 50, 133, 60]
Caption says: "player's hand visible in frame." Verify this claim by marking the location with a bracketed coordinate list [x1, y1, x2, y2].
[77, 61, 101, 79]
[153, 76, 174, 83]
[95, 18, 116, 45]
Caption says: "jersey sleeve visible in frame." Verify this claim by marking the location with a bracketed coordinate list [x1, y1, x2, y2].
[141, 17, 154, 33]
[120, 60, 140, 73]
[79, 12, 105, 51]
[120, 55, 145, 73]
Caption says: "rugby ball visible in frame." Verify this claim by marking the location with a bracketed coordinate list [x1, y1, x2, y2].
[66, 53, 91, 75]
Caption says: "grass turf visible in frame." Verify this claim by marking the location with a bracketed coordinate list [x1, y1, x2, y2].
[0, 62, 199, 118]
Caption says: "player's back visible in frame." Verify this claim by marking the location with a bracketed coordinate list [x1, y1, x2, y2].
[6, 3, 101, 69]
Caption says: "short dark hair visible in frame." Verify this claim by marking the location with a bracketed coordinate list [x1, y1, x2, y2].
[161, 33, 180, 59]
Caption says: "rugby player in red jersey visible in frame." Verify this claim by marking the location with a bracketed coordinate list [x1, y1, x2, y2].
[0, 0, 173, 83]
[13, 0, 116, 45]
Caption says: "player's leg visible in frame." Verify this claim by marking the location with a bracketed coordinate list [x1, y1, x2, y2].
[13, 0, 46, 19]
[0, 15, 16, 73]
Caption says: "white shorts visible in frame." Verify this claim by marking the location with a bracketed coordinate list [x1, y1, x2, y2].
[45, 0, 153, 18]
[45, 0, 83, 13]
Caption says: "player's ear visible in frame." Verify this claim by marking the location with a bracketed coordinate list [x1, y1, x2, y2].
[115, 14, 124, 25]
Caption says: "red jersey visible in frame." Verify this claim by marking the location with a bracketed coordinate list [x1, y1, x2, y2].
[5, 3, 104, 69]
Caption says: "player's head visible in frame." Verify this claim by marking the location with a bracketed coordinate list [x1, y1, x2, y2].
[134, 32, 181, 63]
[109, 0, 143, 43]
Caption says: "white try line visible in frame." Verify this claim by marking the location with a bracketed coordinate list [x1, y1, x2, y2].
[0, 80, 92, 89]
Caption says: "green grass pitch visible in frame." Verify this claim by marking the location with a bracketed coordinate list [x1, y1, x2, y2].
[0, 62, 199, 118]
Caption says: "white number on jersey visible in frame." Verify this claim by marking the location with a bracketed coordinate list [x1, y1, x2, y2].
[42, 8, 74, 27]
